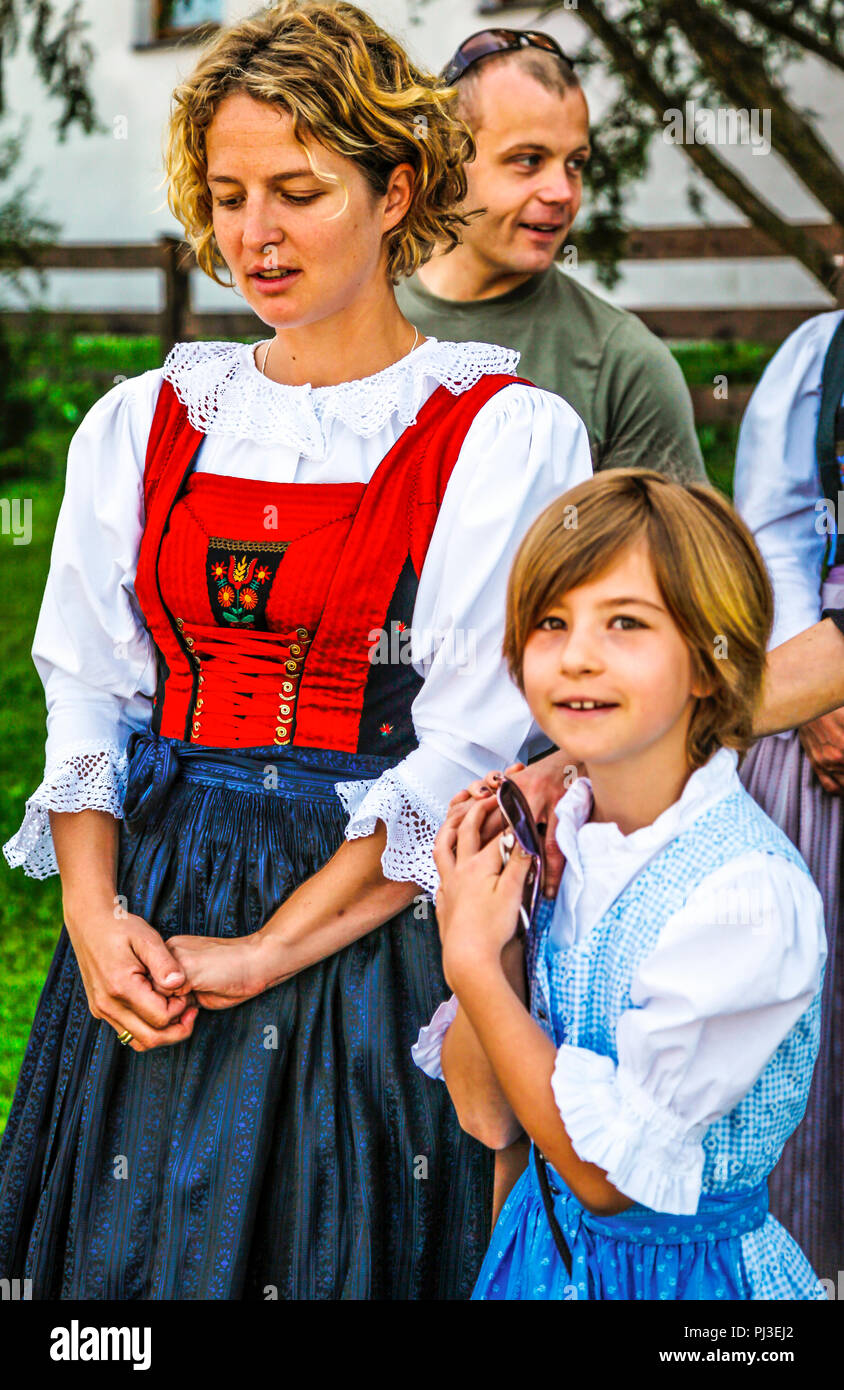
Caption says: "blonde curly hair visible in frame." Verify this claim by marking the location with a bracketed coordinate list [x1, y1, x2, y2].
[164, 0, 476, 286]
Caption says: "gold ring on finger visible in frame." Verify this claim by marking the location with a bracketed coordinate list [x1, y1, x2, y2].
[116, 1028, 134, 1046]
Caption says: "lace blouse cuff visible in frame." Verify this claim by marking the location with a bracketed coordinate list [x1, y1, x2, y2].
[3, 743, 130, 880]
[334, 764, 448, 898]
[411, 995, 459, 1080]
[551, 1044, 706, 1215]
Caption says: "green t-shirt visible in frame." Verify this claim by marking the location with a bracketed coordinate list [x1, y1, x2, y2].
[396, 266, 705, 483]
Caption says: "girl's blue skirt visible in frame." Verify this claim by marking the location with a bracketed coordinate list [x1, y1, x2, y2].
[474, 1146, 824, 1300]
[0, 730, 492, 1299]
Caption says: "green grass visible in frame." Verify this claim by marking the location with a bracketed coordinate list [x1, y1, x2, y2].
[671, 340, 777, 499]
[670, 340, 776, 386]
[0, 331, 773, 1133]
[0, 473, 65, 1129]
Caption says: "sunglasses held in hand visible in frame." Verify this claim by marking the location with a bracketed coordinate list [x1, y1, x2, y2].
[496, 777, 546, 935]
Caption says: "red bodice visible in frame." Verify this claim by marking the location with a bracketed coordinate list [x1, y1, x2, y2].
[134, 372, 534, 752]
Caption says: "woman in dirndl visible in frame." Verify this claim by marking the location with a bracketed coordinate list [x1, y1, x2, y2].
[734, 307, 844, 1282]
[0, 1, 591, 1299]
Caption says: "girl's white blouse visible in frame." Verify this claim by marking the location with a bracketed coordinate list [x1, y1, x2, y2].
[413, 747, 826, 1212]
[733, 309, 844, 651]
[2, 336, 592, 891]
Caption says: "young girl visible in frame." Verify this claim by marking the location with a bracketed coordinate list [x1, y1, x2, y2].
[414, 468, 827, 1300]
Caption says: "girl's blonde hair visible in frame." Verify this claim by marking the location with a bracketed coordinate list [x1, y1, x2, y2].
[503, 469, 774, 770]
[164, 0, 475, 285]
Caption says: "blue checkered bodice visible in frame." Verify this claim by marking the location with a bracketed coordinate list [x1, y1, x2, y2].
[528, 786, 823, 1195]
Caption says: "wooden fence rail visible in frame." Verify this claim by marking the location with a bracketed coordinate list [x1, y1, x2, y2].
[4, 223, 843, 422]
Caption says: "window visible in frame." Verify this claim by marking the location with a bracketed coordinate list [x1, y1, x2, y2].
[155, 0, 223, 39]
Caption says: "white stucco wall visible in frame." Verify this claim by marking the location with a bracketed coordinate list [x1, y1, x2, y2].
[4, 0, 841, 314]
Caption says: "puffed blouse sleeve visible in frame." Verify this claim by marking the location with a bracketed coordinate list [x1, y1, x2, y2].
[411, 994, 459, 1080]
[335, 383, 593, 897]
[549, 853, 826, 1215]
[2, 371, 163, 879]
[733, 311, 843, 651]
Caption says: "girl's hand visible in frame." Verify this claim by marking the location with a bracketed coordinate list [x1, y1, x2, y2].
[433, 798, 532, 992]
[445, 761, 526, 824]
[443, 750, 579, 898]
[166, 933, 279, 1011]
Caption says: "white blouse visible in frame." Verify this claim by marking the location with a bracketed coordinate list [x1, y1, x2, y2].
[412, 747, 826, 1212]
[2, 336, 592, 892]
[734, 308, 844, 651]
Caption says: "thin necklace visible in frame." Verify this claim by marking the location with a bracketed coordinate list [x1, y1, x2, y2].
[259, 324, 420, 378]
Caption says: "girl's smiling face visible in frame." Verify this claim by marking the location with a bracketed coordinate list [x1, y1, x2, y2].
[522, 539, 707, 772]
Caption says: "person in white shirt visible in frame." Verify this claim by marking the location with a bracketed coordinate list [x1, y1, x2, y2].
[757, 613, 844, 732]
[733, 309, 844, 1281]
[414, 468, 826, 1300]
[0, 2, 591, 1300]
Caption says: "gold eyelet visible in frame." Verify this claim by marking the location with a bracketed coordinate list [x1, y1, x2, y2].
[297, 627, 309, 640]
[282, 681, 294, 694]
[290, 644, 301, 657]
[278, 704, 291, 716]
[286, 659, 297, 672]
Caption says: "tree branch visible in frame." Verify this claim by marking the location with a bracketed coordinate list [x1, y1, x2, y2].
[663, 0, 844, 227]
[728, 0, 844, 76]
[566, 0, 839, 292]
[8, 0, 100, 135]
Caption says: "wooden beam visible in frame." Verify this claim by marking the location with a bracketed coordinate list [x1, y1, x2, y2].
[617, 221, 844, 261]
[23, 222, 844, 273]
[1, 304, 826, 346]
[634, 305, 828, 342]
[183, 311, 264, 339]
[27, 244, 173, 270]
[160, 236, 193, 360]
[0, 309, 165, 334]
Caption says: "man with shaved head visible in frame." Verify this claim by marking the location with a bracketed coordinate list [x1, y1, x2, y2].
[397, 31, 704, 481]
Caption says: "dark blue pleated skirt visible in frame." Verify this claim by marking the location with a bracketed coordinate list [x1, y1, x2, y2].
[0, 731, 492, 1299]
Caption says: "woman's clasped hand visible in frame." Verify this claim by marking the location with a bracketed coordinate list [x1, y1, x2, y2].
[135, 753, 582, 1041]
[163, 930, 285, 1012]
[64, 906, 199, 1053]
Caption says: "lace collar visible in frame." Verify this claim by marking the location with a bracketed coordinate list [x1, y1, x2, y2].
[161, 336, 520, 456]
[553, 746, 740, 867]
[549, 747, 741, 946]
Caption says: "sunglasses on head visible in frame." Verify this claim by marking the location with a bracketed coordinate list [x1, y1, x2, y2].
[441, 28, 576, 88]
[496, 776, 546, 936]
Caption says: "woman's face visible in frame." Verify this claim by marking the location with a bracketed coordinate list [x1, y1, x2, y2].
[205, 92, 412, 330]
[521, 538, 705, 773]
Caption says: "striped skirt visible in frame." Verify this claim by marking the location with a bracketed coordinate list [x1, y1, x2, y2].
[740, 731, 842, 1281]
[0, 730, 492, 1299]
